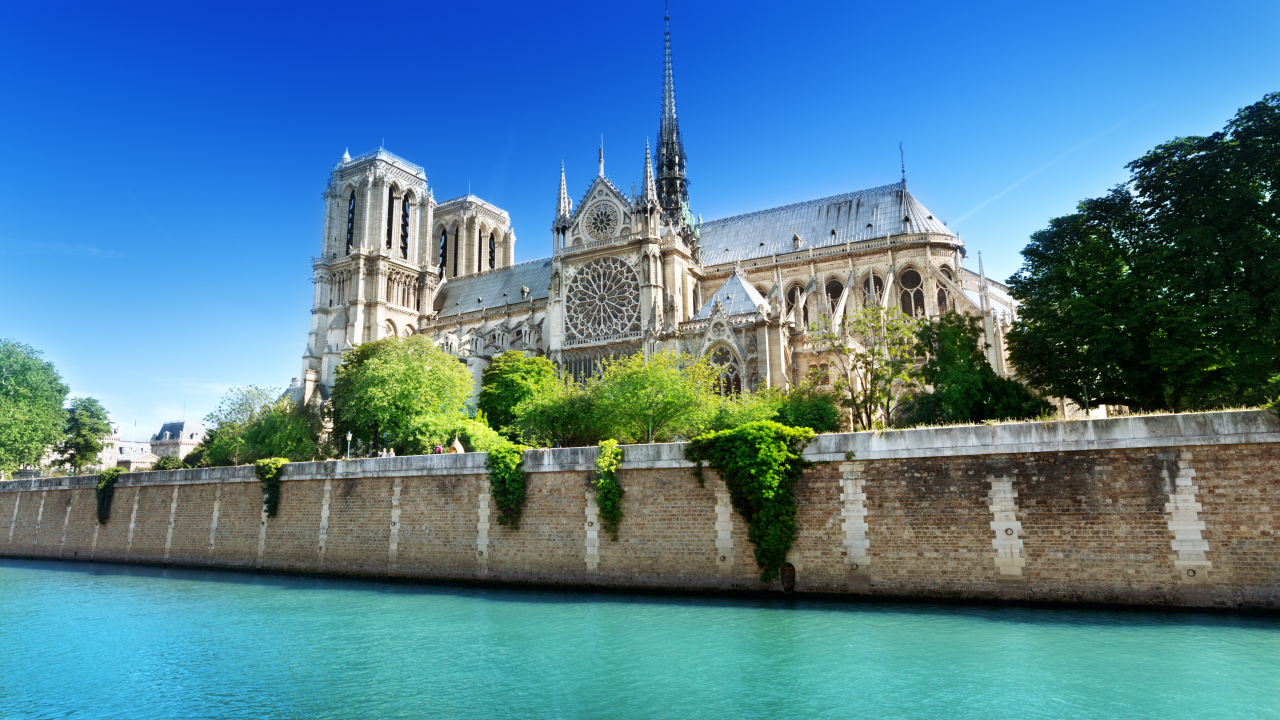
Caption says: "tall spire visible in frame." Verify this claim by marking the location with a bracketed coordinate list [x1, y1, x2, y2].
[641, 139, 658, 204]
[556, 161, 571, 219]
[656, 2, 688, 226]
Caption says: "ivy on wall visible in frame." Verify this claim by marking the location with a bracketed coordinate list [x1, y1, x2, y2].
[593, 439, 624, 540]
[487, 442, 528, 528]
[685, 421, 815, 582]
[95, 467, 123, 524]
[254, 458, 289, 517]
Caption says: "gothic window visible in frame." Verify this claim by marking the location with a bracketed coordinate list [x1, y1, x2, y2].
[564, 257, 641, 340]
[940, 266, 953, 281]
[439, 229, 448, 278]
[400, 197, 411, 259]
[386, 192, 396, 249]
[862, 274, 885, 307]
[825, 279, 844, 313]
[453, 229, 460, 277]
[345, 191, 356, 255]
[584, 202, 620, 241]
[937, 288, 949, 313]
[477, 230, 483, 273]
[710, 347, 742, 397]
[899, 269, 925, 317]
[488, 232, 496, 269]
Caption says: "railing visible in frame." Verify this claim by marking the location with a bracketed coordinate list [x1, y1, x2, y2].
[346, 148, 426, 175]
[700, 233, 961, 275]
[563, 330, 644, 348]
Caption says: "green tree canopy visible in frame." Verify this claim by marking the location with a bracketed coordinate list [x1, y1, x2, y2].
[1008, 92, 1280, 411]
[194, 385, 283, 466]
[59, 397, 114, 473]
[591, 350, 717, 443]
[903, 312, 1051, 425]
[0, 339, 69, 473]
[330, 335, 474, 454]
[477, 352, 558, 439]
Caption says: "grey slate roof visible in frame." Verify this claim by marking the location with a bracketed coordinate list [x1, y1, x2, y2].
[151, 420, 205, 442]
[698, 182, 955, 265]
[434, 258, 553, 318]
[692, 272, 768, 320]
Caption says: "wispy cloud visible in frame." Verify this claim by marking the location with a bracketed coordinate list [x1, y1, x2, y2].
[2, 241, 122, 258]
[952, 104, 1154, 226]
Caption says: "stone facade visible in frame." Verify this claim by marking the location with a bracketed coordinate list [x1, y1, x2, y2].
[298, 18, 1016, 406]
[5, 410, 1277, 609]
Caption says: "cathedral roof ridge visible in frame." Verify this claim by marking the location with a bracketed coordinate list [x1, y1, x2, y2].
[434, 257, 554, 319]
[436, 194, 511, 217]
[700, 182, 909, 228]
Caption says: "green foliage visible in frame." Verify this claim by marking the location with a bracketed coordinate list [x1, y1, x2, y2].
[152, 455, 184, 471]
[701, 388, 785, 434]
[591, 350, 717, 443]
[58, 397, 114, 473]
[0, 339, 69, 474]
[478, 352, 558, 439]
[902, 312, 1052, 425]
[684, 421, 815, 582]
[777, 371, 843, 433]
[402, 414, 506, 455]
[241, 400, 323, 461]
[1008, 92, 1280, 411]
[95, 467, 123, 524]
[195, 385, 282, 466]
[485, 441, 528, 528]
[1268, 375, 1280, 419]
[811, 306, 924, 430]
[331, 336, 474, 454]
[593, 439, 624, 540]
[254, 457, 289, 517]
[510, 380, 606, 448]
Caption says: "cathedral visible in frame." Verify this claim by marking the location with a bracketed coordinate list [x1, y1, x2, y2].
[298, 15, 1015, 406]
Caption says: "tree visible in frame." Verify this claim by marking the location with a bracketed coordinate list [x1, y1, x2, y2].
[477, 352, 558, 439]
[58, 397, 113, 473]
[903, 312, 1051, 425]
[510, 380, 605, 448]
[591, 350, 717, 443]
[240, 400, 324, 462]
[152, 455, 184, 471]
[196, 385, 281, 466]
[330, 335, 474, 454]
[0, 339, 69, 474]
[1008, 92, 1280, 411]
[811, 305, 923, 430]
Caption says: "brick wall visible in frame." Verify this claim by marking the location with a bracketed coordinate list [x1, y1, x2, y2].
[3, 411, 1278, 609]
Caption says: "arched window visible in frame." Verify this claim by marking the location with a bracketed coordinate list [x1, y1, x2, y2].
[401, 196, 411, 259]
[940, 266, 953, 281]
[937, 288, 949, 313]
[786, 285, 802, 322]
[488, 232, 496, 269]
[899, 269, 925, 317]
[439, 229, 448, 278]
[825, 278, 844, 314]
[386, 191, 396, 249]
[862, 274, 885, 307]
[345, 191, 356, 255]
[711, 347, 742, 397]
[453, 229, 460, 277]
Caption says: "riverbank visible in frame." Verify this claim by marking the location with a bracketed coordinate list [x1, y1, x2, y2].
[4, 410, 1278, 609]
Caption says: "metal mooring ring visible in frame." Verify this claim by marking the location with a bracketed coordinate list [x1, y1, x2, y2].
[720, 556, 726, 561]
[1187, 569, 1196, 577]
[852, 563, 860, 570]
[588, 521, 593, 527]
[477, 551, 484, 556]
[1005, 528, 1014, 535]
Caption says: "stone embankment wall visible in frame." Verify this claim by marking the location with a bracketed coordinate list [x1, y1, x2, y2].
[3, 411, 1278, 609]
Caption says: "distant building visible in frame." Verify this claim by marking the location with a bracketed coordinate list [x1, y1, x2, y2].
[94, 425, 151, 471]
[117, 452, 159, 472]
[150, 420, 205, 459]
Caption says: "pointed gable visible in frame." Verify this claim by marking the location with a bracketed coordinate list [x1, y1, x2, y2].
[692, 272, 767, 320]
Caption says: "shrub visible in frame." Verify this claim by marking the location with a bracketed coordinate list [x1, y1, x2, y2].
[95, 467, 124, 524]
[511, 381, 606, 448]
[254, 458, 289, 517]
[152, 455, 184, 471]
[684, 421, 815, 582]
[403, 414, 506, 455]
[486, 441, 528, 528]
[777, 373, 843, 433]
[593, 439, 624, 540]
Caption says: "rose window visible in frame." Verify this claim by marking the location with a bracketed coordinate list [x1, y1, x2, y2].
[584, 201, 620, 241]
[565, 257, 641, 340]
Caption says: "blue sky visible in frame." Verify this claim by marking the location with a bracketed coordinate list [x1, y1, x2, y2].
[2, 0, 1277, 438]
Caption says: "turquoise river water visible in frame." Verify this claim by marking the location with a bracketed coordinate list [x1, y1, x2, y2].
[2, 559, 1277, 719]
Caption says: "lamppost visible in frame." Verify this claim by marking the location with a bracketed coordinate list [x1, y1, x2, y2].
[346, 431, 353, 460]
